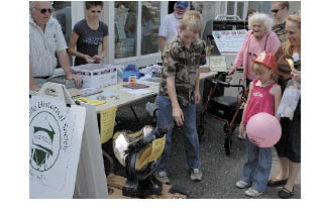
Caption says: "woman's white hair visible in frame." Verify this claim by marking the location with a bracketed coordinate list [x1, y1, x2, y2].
[248, 12, 274, 32]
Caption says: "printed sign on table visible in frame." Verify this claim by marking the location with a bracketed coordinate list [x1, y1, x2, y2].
[210, 56, 227, 72]
[29, 96, 86, 198]
[100, 106, 118, 143]
[212, 29, 247, 55]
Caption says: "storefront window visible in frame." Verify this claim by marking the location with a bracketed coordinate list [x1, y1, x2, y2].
[190, 1, 204, 14]
[141, 2, 160, 55]
[52, 1, 72, 67]
[227, 1, 235, 15]
[52, 1, 72, 45]
[237, 2, 244, 19]
[226, 1, 247, 19]
[115, 2, 138, 58]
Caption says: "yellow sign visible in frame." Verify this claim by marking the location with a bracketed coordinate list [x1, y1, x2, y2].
[100, 106, 118, 143]
[135, 135, 166, 170]
[74, 97, 106, 106]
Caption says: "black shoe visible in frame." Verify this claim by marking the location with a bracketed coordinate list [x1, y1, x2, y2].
[267, 178, 288, 187]
[278, 187, 294, 199]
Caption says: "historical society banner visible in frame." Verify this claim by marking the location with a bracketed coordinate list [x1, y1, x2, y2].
[29, 96, 86, 198]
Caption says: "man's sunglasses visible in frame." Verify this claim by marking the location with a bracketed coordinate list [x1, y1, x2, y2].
[271, 8, 283, 14]
[36, 8, 53, 14]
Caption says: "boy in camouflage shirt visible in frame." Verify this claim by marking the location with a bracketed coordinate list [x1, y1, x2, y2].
[155, 11, 206, 183]
[159, 36, 206, 106]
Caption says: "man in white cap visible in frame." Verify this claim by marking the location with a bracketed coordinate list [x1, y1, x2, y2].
[158, 1, 188, 52]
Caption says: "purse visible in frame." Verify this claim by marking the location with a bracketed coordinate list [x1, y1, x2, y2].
[277, 79, 300, 120]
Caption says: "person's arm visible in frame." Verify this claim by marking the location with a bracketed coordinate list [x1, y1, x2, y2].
[159, 36, 166, 53]
[166, 75, 184, 126]
[68, 32, 94, 63]
[228, 31, 251, 75]
[239, 82, 253, 137]
[158, 14, 168, 53]
[93, 36, 108, 62]
[162, 40, 183, 125]
[270, 84, 282, 120]
[29, 65, 40, 91]
[195, 69, 201, 104]
[195, 41, 206, 104]
[56, 49, 82, 85]
[291, 68, 301, 82]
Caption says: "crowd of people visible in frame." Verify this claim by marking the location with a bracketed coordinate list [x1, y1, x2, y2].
[29, 1, 301, 199]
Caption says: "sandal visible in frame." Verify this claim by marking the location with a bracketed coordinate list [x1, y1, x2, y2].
[278, 187, 294, 199]
[267, 178, 288, 187]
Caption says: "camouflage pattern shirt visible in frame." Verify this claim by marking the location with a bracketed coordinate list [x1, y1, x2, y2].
[159, 35, 206, 106]
[272, 22, 286, 43]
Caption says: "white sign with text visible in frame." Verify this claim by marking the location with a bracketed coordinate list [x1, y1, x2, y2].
[29, 96, 86, 198]
[212, 29, 247, 55]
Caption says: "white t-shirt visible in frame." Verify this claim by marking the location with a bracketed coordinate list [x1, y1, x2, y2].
[158, 13, 181, 43]
[29, 16, 67, 77]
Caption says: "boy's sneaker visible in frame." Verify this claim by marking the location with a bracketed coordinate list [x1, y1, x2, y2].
[154, 171, 170, 184]
[190, 168, 202, 181]
[245, 187, 264, 197]
[235, 180, 251, 189]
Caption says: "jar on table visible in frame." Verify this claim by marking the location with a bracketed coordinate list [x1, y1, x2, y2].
[129, 75, 137, 86]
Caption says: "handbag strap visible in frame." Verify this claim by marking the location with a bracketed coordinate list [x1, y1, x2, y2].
[264, 32, 271, 50]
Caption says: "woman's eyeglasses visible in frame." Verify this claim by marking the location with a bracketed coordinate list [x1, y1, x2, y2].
[36, 8, 53, 14]
[271, 8, 283, 14]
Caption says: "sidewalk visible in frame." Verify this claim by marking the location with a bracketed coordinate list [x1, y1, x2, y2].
[111, 98, 301, 199]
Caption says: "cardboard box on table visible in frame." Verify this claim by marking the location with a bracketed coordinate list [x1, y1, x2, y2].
[71, 64, 117, 89]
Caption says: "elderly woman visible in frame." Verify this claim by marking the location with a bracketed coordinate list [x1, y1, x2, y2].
[268, 13, 301, 199]
[228, 12, 281, 86]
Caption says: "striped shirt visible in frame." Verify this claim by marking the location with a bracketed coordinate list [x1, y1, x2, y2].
[29, 16, 67, 77]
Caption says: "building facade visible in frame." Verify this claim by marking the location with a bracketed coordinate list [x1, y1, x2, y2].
[52, 1, 301, 68]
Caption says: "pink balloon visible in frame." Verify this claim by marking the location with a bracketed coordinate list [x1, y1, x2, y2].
[246, 112, 282, 148]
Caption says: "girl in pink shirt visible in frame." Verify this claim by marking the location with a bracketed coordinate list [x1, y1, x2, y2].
[235, 51, 282, 197]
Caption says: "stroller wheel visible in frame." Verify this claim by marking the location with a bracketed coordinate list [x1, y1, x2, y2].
[223, 123, 237, 134]
[224, 137, 231, 156]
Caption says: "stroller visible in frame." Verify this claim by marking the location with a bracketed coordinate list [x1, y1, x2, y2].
[198, 72, 248, 155]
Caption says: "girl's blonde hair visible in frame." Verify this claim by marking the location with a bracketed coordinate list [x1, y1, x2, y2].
[283, 13, 301, 56]
[252, 62, 278, 82]
[180, 11, 203, 33]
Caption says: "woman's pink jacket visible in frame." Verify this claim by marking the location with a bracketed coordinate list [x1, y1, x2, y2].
[231, 30, 280, 80]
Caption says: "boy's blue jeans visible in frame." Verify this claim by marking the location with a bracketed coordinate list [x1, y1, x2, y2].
[241, 136, 272, 192]
[156, 94, 201, 172]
